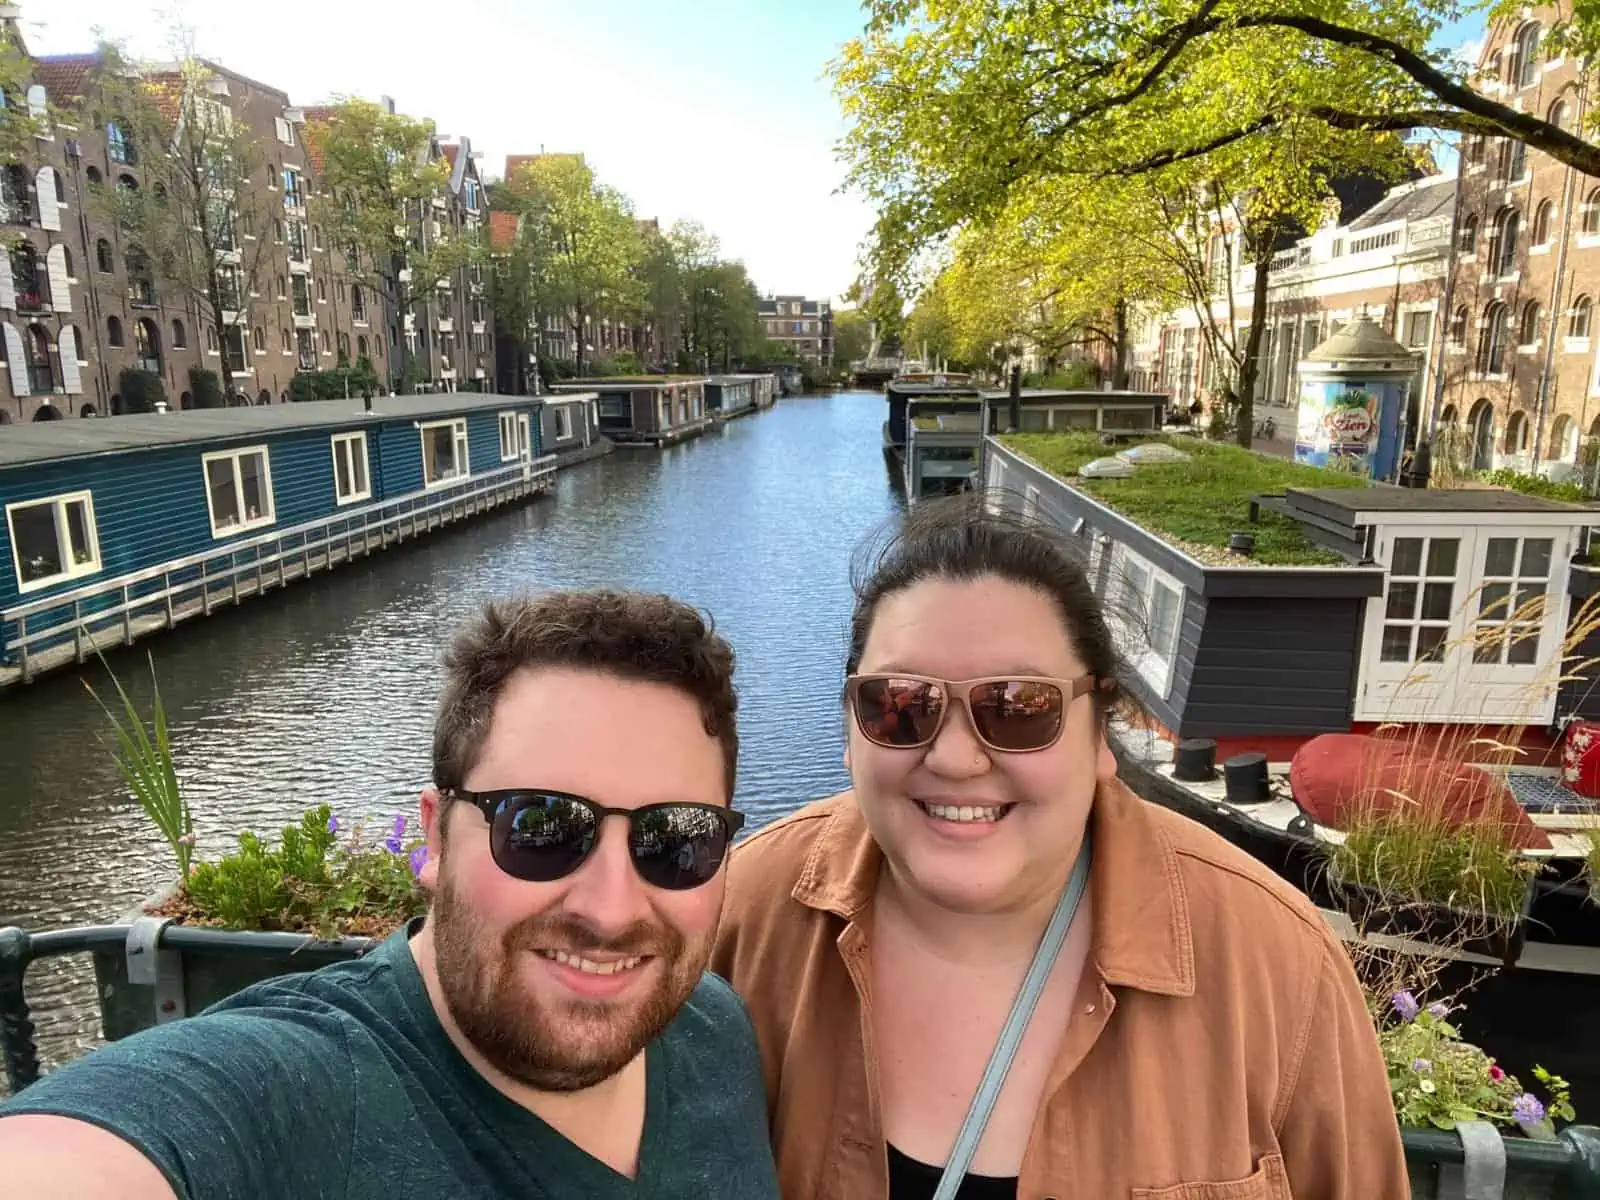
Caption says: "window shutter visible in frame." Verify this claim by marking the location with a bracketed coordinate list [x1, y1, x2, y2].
[35, 167, 60, 231]
[58, 326, 81, 394]
[25, 85, 45, 120]
[4, 324, 28, 395]
[45, 244, 70, 313]
[0, 251, 15, 311]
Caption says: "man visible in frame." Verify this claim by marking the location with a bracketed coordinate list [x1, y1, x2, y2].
[0, 590, 780, 1200]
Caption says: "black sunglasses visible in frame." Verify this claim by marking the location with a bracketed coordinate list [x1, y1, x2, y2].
[447, 788, 745, 891]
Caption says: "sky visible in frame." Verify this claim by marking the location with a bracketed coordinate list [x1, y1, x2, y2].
[24, 0, 880, 305]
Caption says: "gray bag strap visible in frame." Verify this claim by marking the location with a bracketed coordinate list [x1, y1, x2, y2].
[931, 836, 1093, 1200]
[1436, 1120, 1507, 1200]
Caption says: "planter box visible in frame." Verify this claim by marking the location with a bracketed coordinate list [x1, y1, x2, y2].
[91, 913, 378, 1041]
[1403, 1124, 1600, 1198]
[1328, 873, 1538, 968]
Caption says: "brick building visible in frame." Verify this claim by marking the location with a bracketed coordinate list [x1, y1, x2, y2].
[757, 294, 832, 368]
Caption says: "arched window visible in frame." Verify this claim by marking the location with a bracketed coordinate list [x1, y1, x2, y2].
[357, 334, 369, 359]
[253, 325, 265, 352]
[1498, 138, 1526, 183]
[1488, 207, 1520, 276]
[1465, 136, 1485, 167]
[79, 403, 97, 418]
[281, 328, 292, 353]
[85, 165, 102, 186]
[1549, 96, 1570, 130]
[126, 248, 155, 305]
[1478, 301, 1510, 374]
[171, 318, 186, 348]
[95, 238, 113, 272]
[205, 325, 217, 352]
[180, 391, 194, 411]
[1512, 22, 1541, 88]
[106, 314, 123, 347]
[1506, 410, 1529, 457]
[1550, 413, 1577, 460]
[1583, 190, 1600, 235]
[1449, 305, 1468, 346]
[31, 403, 61, 420]
[1, 164, 31, 223]
[1457, 213, 1478, 254]
[1571, 294, 1593, 339]
[135, 318, 160, 373]
[116, 173, 137, 194]
[1519, 300, 1541, 344]
[256, 388, 271, 405]
[1440, 404, 1458, 427]
[337, 331, 350, 360]
[351, 284, 366, 322]
[24, 322, 53, 393]
[1470, 399, 1496, 471]
[9, 240, 40, 311]
[1532, 199, 1554, 246]
[317, 277, 326, 302]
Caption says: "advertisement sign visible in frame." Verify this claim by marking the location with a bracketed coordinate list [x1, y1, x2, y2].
[1295, 378, 1379, 471]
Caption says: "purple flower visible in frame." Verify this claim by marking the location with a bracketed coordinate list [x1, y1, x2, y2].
[1513, 1093, 1546, 1125]
[382, 813, 407, 854]
[326, 814, 339, 835]
[1427, 1002, 1450, 1019]
[1392, 991, 1420, 1021]
[1412, 1058, 1433, 1075]
[409, 845, 429, 878]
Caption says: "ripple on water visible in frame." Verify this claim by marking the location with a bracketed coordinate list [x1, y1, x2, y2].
[0, 392, 903, 1087]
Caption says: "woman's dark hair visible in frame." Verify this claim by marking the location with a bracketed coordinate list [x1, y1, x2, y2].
[847, 491, 1128, 720]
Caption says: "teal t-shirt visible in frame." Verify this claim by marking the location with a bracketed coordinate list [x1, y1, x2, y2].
[0, 920, 781, 1199]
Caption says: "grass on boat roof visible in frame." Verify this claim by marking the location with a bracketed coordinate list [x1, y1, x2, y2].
[1001, 432, 1369, 566]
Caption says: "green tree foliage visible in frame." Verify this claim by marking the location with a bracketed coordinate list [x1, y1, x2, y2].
[833, 307, 872, 367]
[306, 99, 468, 388]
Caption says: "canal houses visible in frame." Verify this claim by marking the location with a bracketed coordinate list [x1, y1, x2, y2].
[0, 392, 587, 686]
[550, 377, 713, 446]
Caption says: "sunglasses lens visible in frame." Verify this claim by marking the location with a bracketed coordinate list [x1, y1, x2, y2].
[491, 793, 599, 882]
[630, 806, 734, 891]
[969, 680, 1065, 751]
[854, 676, 946, 747]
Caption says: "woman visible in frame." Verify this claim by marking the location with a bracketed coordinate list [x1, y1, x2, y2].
[711, 494, 1406, 1199]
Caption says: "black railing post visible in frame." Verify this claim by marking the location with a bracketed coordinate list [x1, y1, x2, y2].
[0, 926, 40, 1094]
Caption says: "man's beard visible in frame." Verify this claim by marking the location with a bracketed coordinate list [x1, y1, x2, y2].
[429, 863, 710, 1092]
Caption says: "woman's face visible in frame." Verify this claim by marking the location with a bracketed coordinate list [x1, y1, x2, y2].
[847, 573, 1115, 915]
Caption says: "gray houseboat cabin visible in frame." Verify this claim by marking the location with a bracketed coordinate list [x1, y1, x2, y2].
[0, 392, 591, 686]
[538, 392, 601, 456]
[549, 377, 712, 446]
[704, 374, 775, 421]
[983, 434, 1600, 760]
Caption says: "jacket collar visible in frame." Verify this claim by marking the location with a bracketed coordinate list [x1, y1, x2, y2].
[791, 777, 1196, 997]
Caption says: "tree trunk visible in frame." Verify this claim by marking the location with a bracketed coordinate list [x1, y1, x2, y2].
[1112, 298, 1130, 389]
[575, 304, 587, 375]
[1235, 228, 1275, 449]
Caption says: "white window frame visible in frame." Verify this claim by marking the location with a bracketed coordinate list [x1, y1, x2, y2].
[1023, 484, 1040, 520]
[1109, 545, 1183, 699]
[6, 490, 102, 594]
[331, 431, 371, 506]
[497, 411, 519, 462]
[553, 405, 572, 441]
[421, 418, 469, 488]
[201, 445, 276, 538]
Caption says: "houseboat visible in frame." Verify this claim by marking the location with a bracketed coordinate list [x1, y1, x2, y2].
[549, 377, 713, 446]
[536, 390, 610, 468]
[704, 375, 762, 422]
[882, 375, 982, 481]
[983, 425, 1600, 1110]
[0, 391, 588, 689]
[750, 372, 778, 410]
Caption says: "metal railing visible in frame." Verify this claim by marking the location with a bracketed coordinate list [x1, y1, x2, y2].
[2, 456, 557, 682]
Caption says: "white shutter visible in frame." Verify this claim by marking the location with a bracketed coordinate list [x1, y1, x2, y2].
[35, 167, 60, 232]
[58, 326, 81, 395]
[45, 243, 70, 313]
[25, 85, 45, 120]
[0, 251, 14, 311]
[4, 324, 28, 396]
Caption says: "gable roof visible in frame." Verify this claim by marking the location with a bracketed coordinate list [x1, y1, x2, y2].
[32, 54, 97, 106]
[488, 210, 519, 251]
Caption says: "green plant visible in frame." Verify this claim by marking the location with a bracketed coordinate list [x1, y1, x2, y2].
[1380, 990, 1575, 1135]
[1478, 468, 1587, 504]
[178, 804, 429, 939]
[288, 373, 321, 404]
[117, 367, 167, 414]
[84, 651, 194, 880]
[188, 366, 224, 409]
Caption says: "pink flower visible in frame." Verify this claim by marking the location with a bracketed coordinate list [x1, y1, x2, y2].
[1489, 1064, 1506, 1081]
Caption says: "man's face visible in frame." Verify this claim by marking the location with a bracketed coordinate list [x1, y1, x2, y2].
[418, 666, 729, 1092]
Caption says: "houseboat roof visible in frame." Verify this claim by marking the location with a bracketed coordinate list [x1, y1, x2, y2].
[553, 376, 709, 390]
[1292, 486, 1598, 517]
[887, 380, 982, 397]
[0, 393, 580, 470]
[978, 388, 1165, 403]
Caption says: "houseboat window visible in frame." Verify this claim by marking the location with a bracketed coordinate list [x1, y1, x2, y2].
[1380, 537, 1458, 663]
[553, 406, 572, 440]
[331, 432, 371, 505]
[7, 491, 101, 593]
[498, 412, 519, 462]
[1112, 548, 1183, 695]
[1473, 537, 1553, 666]
[202, 446, 275, 537]
[1052, 408, 1096, 430]
[1019, 409, 1050, 432]
[1099, 407, 1158, 432]
[421, 419, 469, 486]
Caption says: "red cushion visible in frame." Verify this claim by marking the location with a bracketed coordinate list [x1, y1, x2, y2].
[1289, 733, 1551, 852]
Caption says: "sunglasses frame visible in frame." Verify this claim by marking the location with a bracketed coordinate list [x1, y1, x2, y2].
[445, 787, 746, 888]
[844, 672, 1099, 754]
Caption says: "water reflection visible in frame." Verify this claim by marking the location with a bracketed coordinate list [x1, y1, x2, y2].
[0, 391, 901, 1078]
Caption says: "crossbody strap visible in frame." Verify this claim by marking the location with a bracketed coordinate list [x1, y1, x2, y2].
[931, 836, 1093, 1200]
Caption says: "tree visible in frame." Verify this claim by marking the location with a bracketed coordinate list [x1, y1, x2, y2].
[503, 155, 644, 376]
[305, 98, 467, 391]
[833, 307, 872, 368]
[484, 212, 540, 393]
[90, 49, 272, 394]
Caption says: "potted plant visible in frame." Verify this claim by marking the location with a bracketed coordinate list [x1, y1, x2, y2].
[85, 653, 429, 1039]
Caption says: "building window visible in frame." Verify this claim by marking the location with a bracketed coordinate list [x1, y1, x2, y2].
[1549, 96, 1569, 131]
[202, 446, 275, 537]
[1585, 190, 1600, 236]
[107, 315, 124, 347]
[1519, 300, 1541, 345]
[351, 284, 367, 323]
[282, 168, 303, 208]
[1111, 546, 1183, 698]
[135, 318, 161, 373]
[1488, 207, 1519, 276]
[357, 334, 368, 358]
[331, 431, 371, 505]
[498, 411, 520, 461]
[1477, 301, 1510, 373]
[10, 242, 41, 311]
[1402, 309, 1433, 350]
[1497, 138, 1526, 183]
[553, 405, 571, 440]
[281, 328, 292, 354]
[1533, 199, 1554, 246]
[253, 325, 266, 352]
[1457, 213, 1478, 254]
[7, 490, 100, 593]
[422, 419, 470, 485]
[95, 238, 113, 273]
[1505, 410, 1530, 459]
[106, 120, 136, 165]
[1511, 22, 1541, 89]
[1448, 305, 1468, 346]
[1571, 295, 1593, 340]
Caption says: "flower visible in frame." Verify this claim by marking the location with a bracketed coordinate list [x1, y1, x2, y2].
[1392, 991, 1420, 1022]
[1412, 1058, 1432, 1075]
[409, 845, 429, 878]
[1419, 1079, 1437, 1094]
[327, 814, 339, 835]
[1489, 1064, 1506, 1081]
[177, 832, 196, 847]
[1427, 1002, 1450, 1020]
[383, 813, 407, 854]
[1513, 1093, 1546, 1125]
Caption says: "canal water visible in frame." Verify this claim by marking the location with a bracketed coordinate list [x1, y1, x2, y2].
[0, 389, 901, 1082]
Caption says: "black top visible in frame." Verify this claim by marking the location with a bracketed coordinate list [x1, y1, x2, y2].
[887, 1144, 1019, 1200]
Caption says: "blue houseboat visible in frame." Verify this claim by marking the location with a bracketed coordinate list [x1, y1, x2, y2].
[0, 392, 588, 688]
